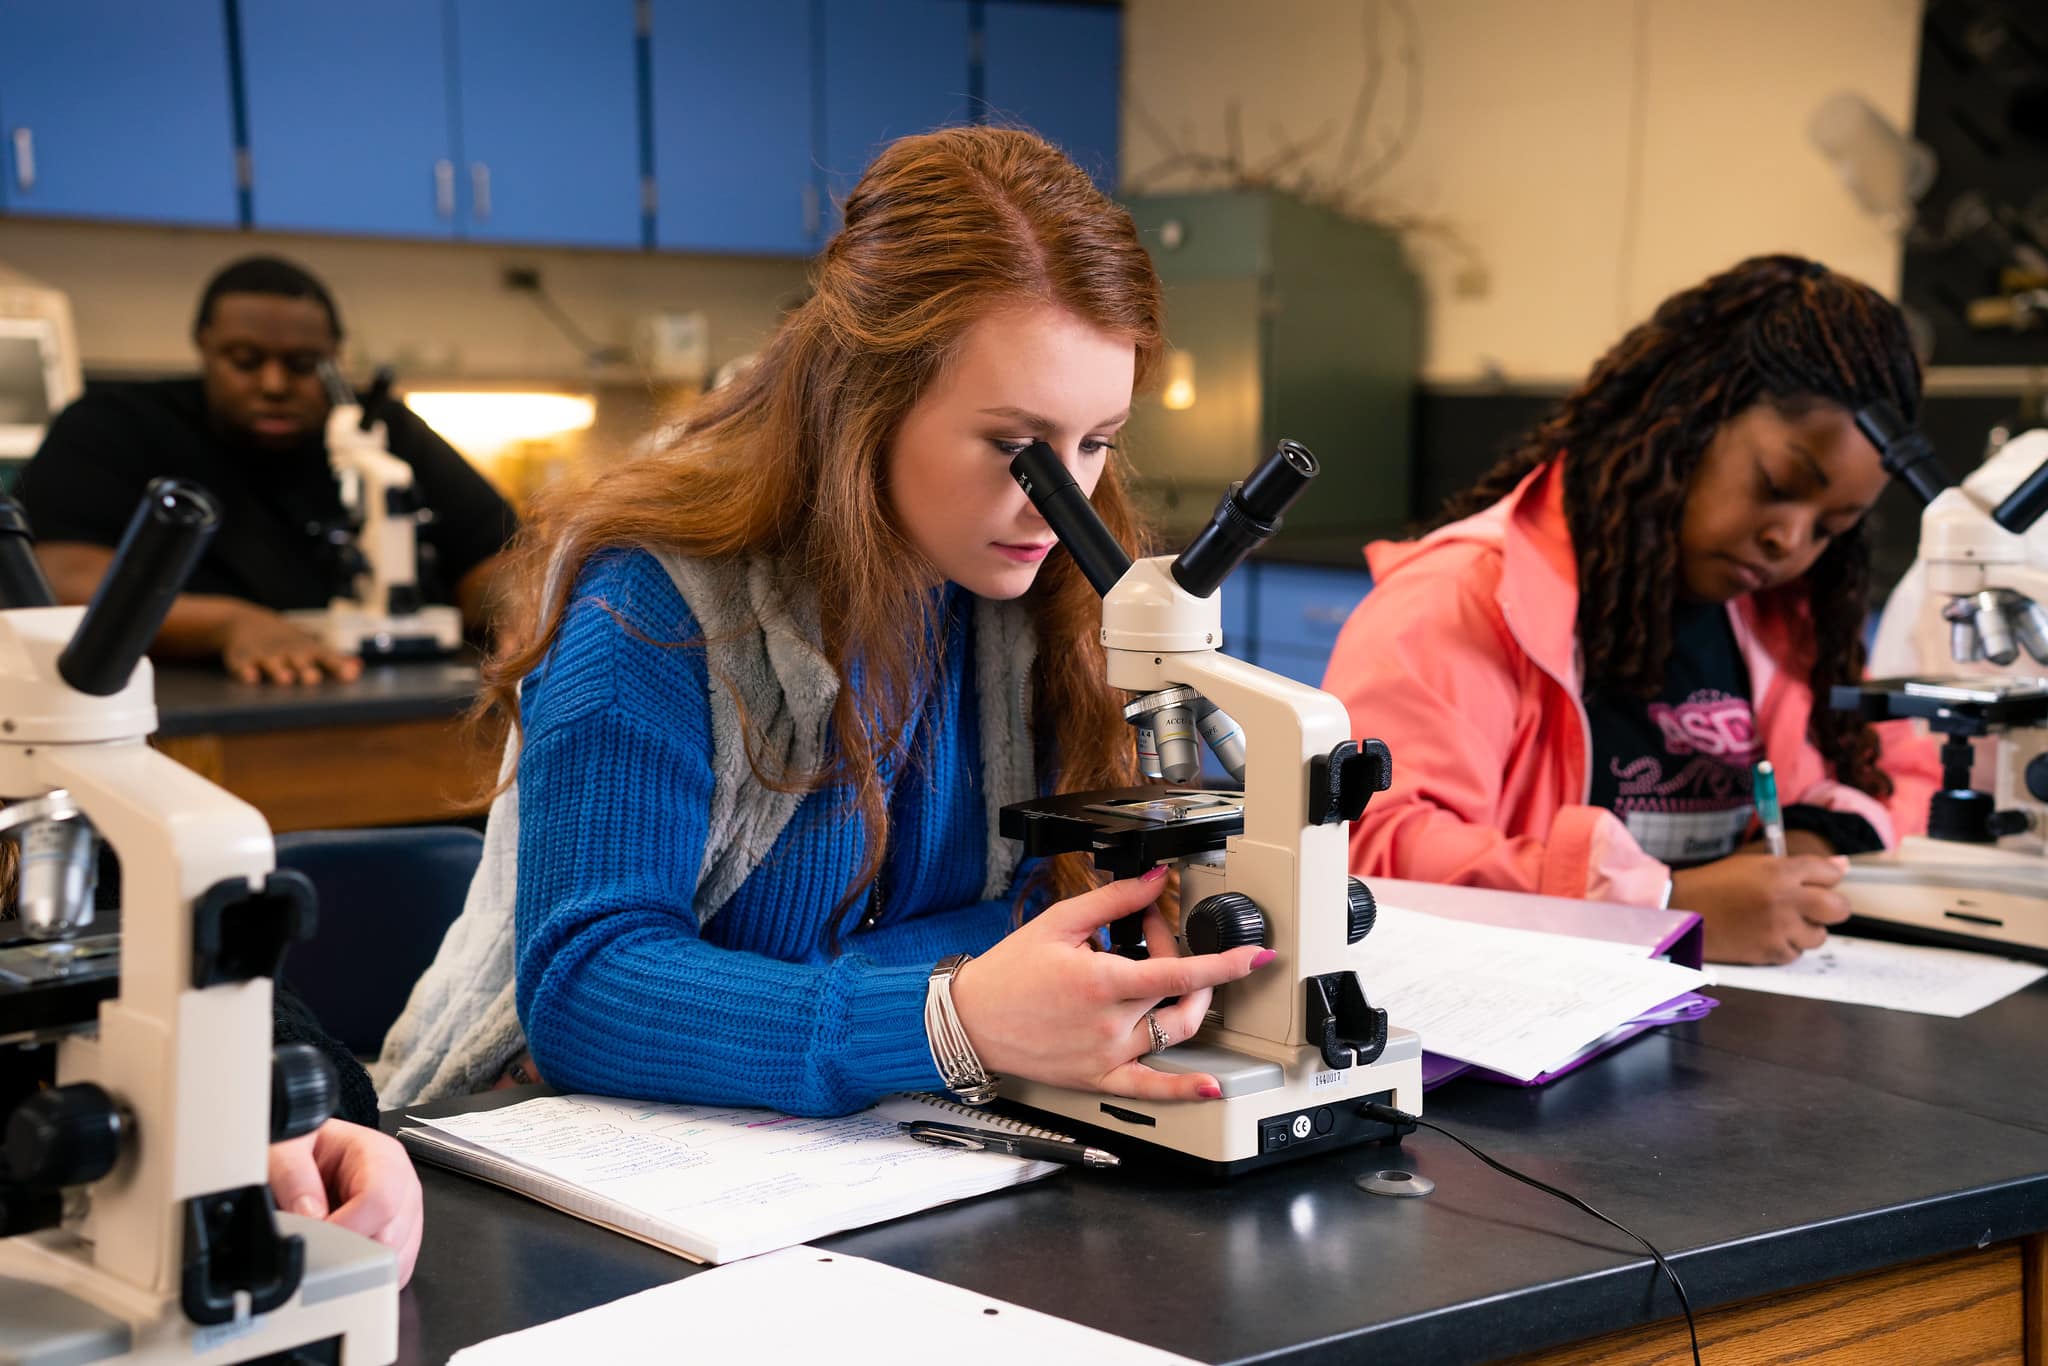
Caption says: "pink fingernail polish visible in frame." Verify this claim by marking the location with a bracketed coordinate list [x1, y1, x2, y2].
[1251, 949, 1278, 968]
[1196, 1083, 1222, 1099]
[1142, 865, 1168, 882]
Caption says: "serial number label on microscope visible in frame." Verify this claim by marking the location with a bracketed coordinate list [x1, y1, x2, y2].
[1311, 1068, 1346, 1090]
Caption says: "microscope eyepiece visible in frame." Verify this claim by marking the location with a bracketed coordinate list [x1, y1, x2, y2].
[1008, 440, 1133, 597]
[1992, 455, 2048, 536]
[58, 479, 221, 697]
[1170, 440, 1319, 600]
[1854, 403, 1952, 507]
[0, 497, 57, 610]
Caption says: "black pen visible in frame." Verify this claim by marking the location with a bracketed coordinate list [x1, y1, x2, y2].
[899, 1119, 1120, 1169]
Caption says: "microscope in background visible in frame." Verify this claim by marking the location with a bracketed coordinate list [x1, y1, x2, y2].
[1828, 409, 2048, 961]
[998, 439, 1422, 1175]
[0, 482, 396, 1362]
[288, 363, 463, 660]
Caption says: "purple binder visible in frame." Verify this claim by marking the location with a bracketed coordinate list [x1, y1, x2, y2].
[1363, 878, 1716, 1090]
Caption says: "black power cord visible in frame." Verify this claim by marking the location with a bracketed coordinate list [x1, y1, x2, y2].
[1360, 1101, 1701, 1365]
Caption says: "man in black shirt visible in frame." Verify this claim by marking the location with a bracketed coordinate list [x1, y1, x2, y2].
[18, 256, 516, 685]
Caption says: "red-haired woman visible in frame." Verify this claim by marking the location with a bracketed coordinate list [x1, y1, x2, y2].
[1325, 256, 1937, 966]
[376, 128, 1272, 1115]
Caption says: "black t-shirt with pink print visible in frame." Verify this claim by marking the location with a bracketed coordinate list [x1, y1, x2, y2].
[1583, 602, 1884, 866]
[1585, 601, 1764, 868]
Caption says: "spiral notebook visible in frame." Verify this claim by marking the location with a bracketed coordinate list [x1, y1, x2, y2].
[397, 1088, 1065, 1265]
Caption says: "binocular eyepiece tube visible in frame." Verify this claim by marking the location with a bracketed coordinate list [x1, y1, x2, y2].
[1171, 439, 1319, 600]
[57, 479, 221, 697]
[1854, 405, 1952, 508]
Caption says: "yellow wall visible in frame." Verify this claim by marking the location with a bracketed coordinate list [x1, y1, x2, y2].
[1122, 0, 1925, 382]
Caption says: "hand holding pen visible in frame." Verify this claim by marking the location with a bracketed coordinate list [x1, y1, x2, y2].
[901, 1120, 1119, 1169]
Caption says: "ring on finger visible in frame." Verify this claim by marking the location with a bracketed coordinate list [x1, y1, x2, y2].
[1144, 1010, 1171, 1055]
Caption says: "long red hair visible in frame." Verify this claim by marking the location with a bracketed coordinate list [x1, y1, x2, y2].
[478, 126, 1165, 920]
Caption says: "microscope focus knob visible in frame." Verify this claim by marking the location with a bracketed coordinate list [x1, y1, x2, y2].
[5, 1083, 122, 1188]
[1185, 892, 1268, 955]
[1346, 877, 1378, 944]
[272, 1043, 339, 1144]
[2027, 753, 2048, 805]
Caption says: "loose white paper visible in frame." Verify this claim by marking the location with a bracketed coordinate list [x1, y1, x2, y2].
[1707, 934, 2046, 1017]
[1362, 905, 1708, 1081]
[448, 1246, 1202, 1365]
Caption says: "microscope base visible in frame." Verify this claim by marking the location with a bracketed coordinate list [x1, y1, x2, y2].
[288, 604, 462, 660]
[1844, 838, 2048, 963]
[1002, 1025, 1424, 1177]
[0, 1215, 396, 1365]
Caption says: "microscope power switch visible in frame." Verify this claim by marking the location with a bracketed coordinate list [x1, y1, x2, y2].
[1259, 1108, 1340, 1153]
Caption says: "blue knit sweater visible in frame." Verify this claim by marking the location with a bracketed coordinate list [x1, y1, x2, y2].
[513, 550, 1030, 1115]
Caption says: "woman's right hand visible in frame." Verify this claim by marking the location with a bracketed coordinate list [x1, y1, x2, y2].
[1670, 853, 1851, 965]
[948, 867, 1277, 1102]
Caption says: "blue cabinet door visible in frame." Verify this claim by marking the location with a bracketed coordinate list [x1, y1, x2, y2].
[0, 0, 237, 225]
[980, 0, 1120, 190]
[818, 0, 973, 225]
[240, 0, 457, 237]
[451, 0, 640, 247]
[1250, 562, 1373, 685]
[649, 0, 815, 254]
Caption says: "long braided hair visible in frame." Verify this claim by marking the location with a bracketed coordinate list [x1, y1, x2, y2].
[1435, 255, 1921, 796]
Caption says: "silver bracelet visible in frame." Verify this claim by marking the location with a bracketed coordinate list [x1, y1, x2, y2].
[925, 953, 999, 1105]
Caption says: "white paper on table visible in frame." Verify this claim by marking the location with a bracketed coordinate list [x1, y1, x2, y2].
[1363, 905, 1708, 1082]
[447, 1246, 1203, 1365]
[1706, 934, 2046, 1017]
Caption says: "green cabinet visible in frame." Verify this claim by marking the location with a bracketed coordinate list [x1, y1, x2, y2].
[1121, 190, 1419, 549]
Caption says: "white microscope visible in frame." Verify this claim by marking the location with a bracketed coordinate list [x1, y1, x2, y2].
[287, 365, 463, 661]
[0, 481, 397, 1361]
[1829, 409, 2048, 961]
[997, 440, 1423, 1175]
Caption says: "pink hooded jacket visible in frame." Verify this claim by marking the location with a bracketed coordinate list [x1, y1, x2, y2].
[1322, 461, 1934, 907]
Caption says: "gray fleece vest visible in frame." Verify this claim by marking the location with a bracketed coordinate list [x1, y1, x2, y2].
[372, 553, 1039, 1108]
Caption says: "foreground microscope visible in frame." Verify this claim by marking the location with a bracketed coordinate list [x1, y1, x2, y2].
[1829, 410, 2048, 961]
[0, 482, 396, 1361]
[998, 439, 1422, 1175]
[287, 363, 463, 660]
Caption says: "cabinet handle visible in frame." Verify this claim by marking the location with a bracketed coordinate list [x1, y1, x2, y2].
[434, 159, 455, 219]
[11, 128, 33, 191]
[470, 161, 490, 221]
[802, 182, 820, 239]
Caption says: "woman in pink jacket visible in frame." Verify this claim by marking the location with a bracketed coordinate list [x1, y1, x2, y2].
[1324, 256, 1935, 964]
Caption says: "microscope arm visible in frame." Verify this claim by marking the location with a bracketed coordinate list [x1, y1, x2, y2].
[25, 743, 278, 1295]
[1104, 625, 1356, 1050]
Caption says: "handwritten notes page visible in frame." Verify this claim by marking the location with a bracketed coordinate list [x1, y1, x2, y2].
[401, 1094, 1057, 1264]
[1707, 934, 2046, 1016]
[1363, 905, 1709, 1082]
[449, 1247, 1202, 1365]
